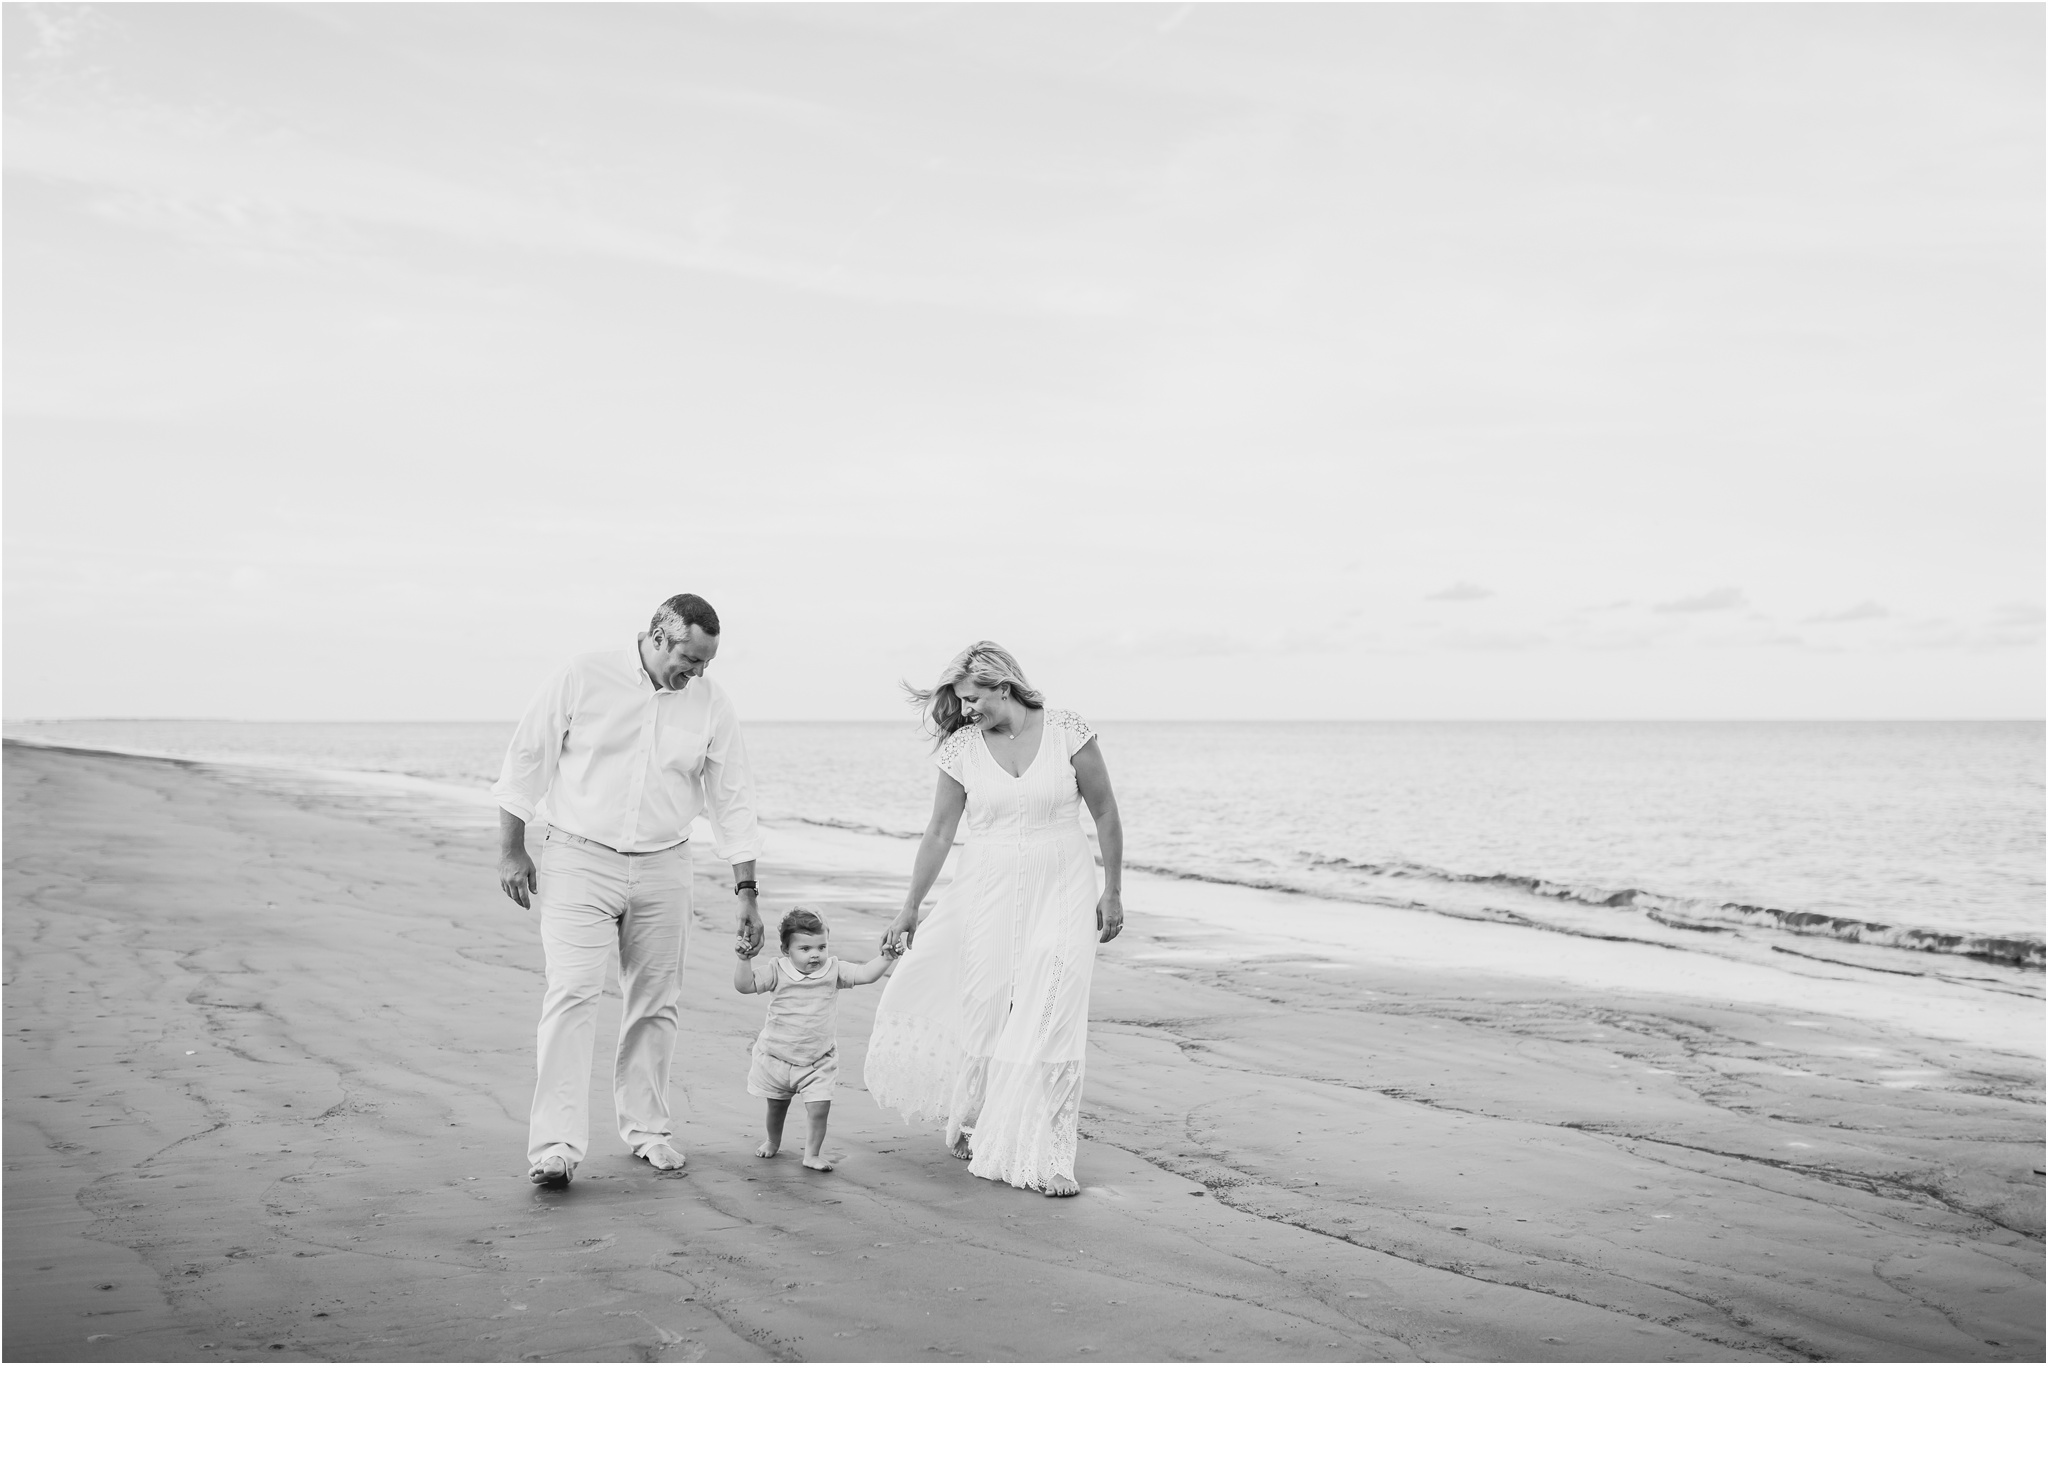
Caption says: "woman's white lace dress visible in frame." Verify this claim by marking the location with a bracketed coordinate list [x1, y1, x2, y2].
[863, 709, 1100, 1189]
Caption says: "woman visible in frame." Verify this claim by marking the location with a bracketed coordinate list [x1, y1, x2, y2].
[863, 642, 1124, 1197]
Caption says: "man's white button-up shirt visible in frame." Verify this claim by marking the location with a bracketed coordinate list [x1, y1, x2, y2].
[491, 645, 765, 861]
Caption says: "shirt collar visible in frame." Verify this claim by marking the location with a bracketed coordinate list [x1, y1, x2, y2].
[631, 642, 718, 701]
[634, 641, 681, 697]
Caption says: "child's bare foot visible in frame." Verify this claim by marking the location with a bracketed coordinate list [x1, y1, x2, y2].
[948, 1134, 973, 1161]
[1042, 1174, 1079, 1197]
[802, 1153, 835, 1171]
[756, 1139, 780, 1158]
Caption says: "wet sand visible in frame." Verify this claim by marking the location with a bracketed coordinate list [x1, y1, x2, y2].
[4, 741, 2041, 1362]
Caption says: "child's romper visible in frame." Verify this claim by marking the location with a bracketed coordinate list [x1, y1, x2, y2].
[746, 955, 847, 1103]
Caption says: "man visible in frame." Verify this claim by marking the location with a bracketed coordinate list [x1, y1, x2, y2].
[493, 593, 765, 1189]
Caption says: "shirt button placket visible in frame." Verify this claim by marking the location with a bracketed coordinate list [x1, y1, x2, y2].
[624, 693, 656, 851]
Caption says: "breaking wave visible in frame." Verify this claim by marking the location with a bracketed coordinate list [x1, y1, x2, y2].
[787, 816, 2043, 972]
[1304, 855, 2044, 970]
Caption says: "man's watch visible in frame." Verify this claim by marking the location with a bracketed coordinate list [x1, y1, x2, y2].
[734, 879, 758, 896]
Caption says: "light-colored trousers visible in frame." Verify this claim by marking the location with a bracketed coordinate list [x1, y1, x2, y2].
[528, 834, 692, 1167]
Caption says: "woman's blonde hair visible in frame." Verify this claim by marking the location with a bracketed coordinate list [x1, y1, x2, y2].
[904, 641, 1045, 742]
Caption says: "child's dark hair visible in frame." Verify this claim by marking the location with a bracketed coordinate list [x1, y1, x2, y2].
[778, 908, 827, 950]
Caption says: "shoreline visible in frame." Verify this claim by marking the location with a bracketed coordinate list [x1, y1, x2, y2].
[774, 812, 2045, 975]
[5, 741, 2042, 1362]
[7, 724, 2041, 985]
[20, 729, 2026, 1048]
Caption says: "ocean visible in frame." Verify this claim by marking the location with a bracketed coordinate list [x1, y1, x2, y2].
[6, 718, 2041, 986]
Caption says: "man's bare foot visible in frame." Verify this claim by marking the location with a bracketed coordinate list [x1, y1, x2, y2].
[948, 1134, 973, 1161]
[529, 1155, 574, 1190]
[756, 1139, 780, 1158]
[802, 1154, 835, 1171]
[638, 1141, 688, 1172]
[1042, 1174, 1079, 1198]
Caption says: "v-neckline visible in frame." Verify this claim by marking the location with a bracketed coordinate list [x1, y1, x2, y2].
[979, 713, 1046, 781]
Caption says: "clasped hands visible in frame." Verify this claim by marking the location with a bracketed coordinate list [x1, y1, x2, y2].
[876, 894, 1124, 957]
[734, 897, 765, 959]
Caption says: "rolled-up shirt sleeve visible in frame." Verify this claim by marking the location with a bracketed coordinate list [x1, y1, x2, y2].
[492, 662, 577, 824]
[700, 690, 765, 866]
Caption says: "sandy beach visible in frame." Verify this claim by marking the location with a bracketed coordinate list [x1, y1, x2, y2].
[4, 741, 2040, 1363]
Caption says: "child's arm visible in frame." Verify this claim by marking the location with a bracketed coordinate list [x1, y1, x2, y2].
[733, 948, 764, 994]
[838, 951, 899, 988]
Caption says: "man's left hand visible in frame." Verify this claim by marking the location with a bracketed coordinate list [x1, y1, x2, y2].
[736, 897, 764, 959]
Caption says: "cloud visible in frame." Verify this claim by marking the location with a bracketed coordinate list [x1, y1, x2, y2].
[1436, 628, 1546, 652]
[1424, 582, 1493, 602]
[1805, 600, 1888, 623]
[1653, 587, 1745, 614]
[19, 3, 110, 62]
[1970, 604, 2044, 647]
[1972, 627, 2043, 649]
[1884, 621, 2042, 652]
[1702, 627, 1806, 650]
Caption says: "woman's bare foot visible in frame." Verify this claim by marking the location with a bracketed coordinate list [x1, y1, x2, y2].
[802, 1153, 835, 1171]
[1042, 1174, 1079, 1198]
[756, 1139, 780, 1158]
[948, 1134, 973, 1161]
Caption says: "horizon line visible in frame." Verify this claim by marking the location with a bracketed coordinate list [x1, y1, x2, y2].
[6, 717, 2044, 727]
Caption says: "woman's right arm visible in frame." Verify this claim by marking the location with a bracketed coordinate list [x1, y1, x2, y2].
[881, 771, 966, 954]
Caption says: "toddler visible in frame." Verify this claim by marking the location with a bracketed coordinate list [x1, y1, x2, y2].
[734, 908, 896, 1170]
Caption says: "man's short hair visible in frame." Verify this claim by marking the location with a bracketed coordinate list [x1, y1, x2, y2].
[650, 593, 720, 639]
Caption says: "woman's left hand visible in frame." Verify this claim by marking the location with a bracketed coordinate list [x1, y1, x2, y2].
[1095, 890, 1125, 944]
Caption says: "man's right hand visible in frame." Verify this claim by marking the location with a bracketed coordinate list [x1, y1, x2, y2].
[499, 850, 539, 909]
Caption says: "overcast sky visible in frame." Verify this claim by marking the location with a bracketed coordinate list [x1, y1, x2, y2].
[4, 2, 2041, 721]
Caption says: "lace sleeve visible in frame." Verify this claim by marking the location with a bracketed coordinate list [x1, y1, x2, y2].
[1047, 708, 1095, 756]
[934, 726, 973, 782]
